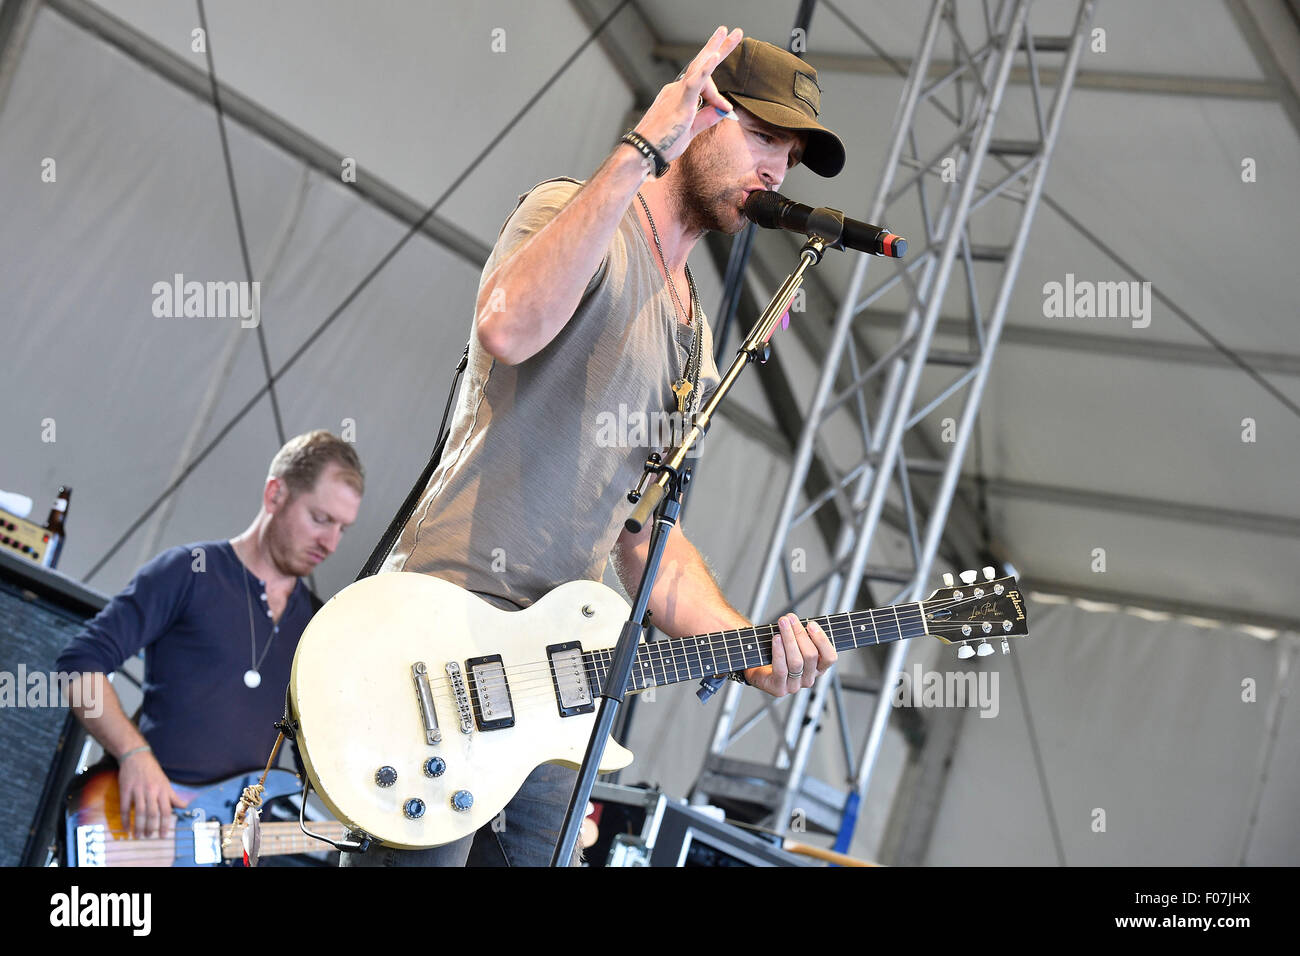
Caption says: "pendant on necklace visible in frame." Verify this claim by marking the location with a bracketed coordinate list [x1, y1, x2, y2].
[243, 669, 262, 689]
[672, 379, 693, 414]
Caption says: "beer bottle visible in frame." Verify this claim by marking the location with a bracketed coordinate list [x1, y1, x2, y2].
[45, 486, 71, 568]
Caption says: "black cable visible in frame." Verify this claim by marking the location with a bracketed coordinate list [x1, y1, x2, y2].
[195, 0, 288, 448]
[85, 0, 634, 583]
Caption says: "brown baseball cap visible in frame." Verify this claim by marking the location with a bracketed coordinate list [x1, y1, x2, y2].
[711, 37, 846, 178]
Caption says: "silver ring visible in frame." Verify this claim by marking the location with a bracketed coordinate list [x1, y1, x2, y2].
[787, 669, 804, 679]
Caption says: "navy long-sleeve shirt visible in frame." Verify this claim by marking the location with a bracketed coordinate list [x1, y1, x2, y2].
[56, 540, 320, 784]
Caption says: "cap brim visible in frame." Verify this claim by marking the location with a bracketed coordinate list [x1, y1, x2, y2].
[727, 92, 846, 178]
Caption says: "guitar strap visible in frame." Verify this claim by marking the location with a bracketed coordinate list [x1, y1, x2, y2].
[353, 341, 471, 582]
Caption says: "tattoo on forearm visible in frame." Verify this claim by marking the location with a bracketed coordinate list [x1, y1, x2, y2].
[656, 121, 687, 153]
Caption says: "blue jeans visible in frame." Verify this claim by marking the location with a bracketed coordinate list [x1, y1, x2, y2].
[339, 763, 582, 867]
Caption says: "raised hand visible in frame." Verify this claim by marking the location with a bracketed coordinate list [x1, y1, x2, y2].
[633, 26, 743, 163]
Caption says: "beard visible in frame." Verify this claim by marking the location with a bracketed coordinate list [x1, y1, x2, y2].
[265, 512, 312, 578]
[671, 132, 746, 237]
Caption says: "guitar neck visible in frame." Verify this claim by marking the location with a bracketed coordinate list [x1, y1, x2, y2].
[583, 601, 930, 694]
[220, 820, 350, 861]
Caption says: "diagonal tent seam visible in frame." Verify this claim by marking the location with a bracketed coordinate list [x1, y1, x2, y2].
[195, 0, 287, 448]
[83, 0, 636, 582]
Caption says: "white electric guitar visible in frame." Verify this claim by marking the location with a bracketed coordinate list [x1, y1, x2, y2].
[288, 569, 1028, 848]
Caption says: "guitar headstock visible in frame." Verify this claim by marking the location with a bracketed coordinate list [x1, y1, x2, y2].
[923, 567, 1028, 657]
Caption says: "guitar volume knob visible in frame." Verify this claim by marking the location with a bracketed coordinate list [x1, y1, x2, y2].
[375, 766, 397, 788]
[451, 790, 474, 812]
[403, 798, 426, 819]
[424, 757, 446, 778]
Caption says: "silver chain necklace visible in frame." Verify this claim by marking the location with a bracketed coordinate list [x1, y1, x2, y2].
[637, 192, 704, 420]
[239, 555, 281, 689]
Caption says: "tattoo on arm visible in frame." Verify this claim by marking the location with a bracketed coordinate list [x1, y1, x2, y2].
[656, 121, 687, 153]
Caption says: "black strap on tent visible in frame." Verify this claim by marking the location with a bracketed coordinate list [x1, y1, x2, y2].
[354, 341, 471, 581]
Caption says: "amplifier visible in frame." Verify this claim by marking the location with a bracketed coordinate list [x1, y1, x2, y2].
[587, 783, 814, 867]
[0, 550, 104, 865]
[0, 508, 59, 568]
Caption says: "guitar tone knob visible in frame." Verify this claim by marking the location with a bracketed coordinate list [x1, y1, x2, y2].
[403, 798, 426, 819]
[375, 766, 397, 788]
[424, 757, 447, 778]
[451, 790, 474, 812]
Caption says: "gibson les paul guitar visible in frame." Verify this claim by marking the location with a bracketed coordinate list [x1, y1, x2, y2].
[288, 568, 1028, 849]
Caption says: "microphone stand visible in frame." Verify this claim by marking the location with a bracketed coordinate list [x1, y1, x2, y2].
[550, 234, 831, 866]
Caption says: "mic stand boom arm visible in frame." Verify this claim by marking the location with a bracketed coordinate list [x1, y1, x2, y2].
[549, 235, 831, 867]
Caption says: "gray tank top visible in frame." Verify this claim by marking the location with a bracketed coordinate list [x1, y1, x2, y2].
[385, 178, 722, 611]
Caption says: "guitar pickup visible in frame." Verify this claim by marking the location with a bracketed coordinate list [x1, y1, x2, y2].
[467, 654, 515, 732]
[547, 642, 594, 717]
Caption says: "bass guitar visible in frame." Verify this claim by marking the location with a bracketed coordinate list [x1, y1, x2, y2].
[64, 767, 347, 866]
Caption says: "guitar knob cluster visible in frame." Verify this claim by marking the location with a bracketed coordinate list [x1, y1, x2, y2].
[375, 765, 397, 788]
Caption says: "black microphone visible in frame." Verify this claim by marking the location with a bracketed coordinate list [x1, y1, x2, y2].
[743, 190, 907, 258]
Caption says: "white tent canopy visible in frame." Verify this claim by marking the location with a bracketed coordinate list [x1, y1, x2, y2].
[2, 0, 1295, 864]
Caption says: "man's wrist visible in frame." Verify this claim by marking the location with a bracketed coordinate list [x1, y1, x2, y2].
[619, 130, 668, 179]
[118, 743, 152, 762]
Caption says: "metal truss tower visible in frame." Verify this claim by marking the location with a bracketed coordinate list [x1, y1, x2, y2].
[691, 0, 1096, 852]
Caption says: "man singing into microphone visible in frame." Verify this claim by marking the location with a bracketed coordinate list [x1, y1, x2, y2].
[352, 28, 848, 867]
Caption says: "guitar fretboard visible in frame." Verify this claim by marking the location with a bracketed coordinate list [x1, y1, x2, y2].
[581, 602, 929, 694]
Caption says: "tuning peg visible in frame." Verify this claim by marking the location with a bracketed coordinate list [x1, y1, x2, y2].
[959, 569, 978, 585]
[942, 573, 954, 587]
[976, 642, 994, 657]
[1001, 640, 1010, 655]
[983, 566, 996, 580]
[957, 643, 975, 659]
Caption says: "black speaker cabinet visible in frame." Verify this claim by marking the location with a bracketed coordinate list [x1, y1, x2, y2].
[0, 549, 106, 866]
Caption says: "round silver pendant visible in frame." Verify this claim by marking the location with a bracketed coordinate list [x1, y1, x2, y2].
[243, 669, 262, 689]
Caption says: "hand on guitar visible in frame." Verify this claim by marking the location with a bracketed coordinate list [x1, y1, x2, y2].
[117, 748, 186, 838]
[742, 614, 837, 698]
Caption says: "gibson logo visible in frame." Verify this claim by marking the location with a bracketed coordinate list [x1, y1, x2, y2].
[1009, 590, 1025, 621]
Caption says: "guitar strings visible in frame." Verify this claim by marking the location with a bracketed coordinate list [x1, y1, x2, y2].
[75, 821, 347, 863]
[359, 591, 1016, 701]
[401, 592, 1013, 697]
[413, 591, 1002, 687]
